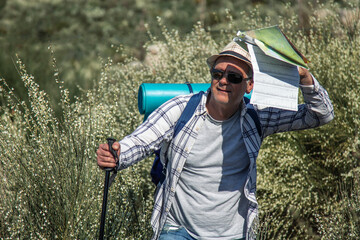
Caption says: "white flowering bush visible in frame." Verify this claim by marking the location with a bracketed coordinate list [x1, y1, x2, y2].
[1, 1, 359, 239]
[0, 21, 216, 239]
[0, 53, 152, 238]
[256, 2, 360, 239]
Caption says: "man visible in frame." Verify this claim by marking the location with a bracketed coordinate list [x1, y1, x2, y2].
[97, 41, 334, 239]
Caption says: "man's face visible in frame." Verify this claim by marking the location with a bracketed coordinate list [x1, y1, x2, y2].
[209, 56, 253, 108]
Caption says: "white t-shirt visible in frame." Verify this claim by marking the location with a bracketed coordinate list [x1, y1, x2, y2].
[166, 109, 250, 239]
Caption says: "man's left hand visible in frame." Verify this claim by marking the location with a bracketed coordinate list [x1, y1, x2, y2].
[298, 67, 314, 85]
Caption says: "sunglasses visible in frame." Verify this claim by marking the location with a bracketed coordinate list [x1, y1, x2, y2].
[210, 68, 251, 84]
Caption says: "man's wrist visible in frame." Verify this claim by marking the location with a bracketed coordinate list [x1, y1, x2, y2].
[300, 74, 320, 94]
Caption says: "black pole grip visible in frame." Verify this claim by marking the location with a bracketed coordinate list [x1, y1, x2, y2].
[104, 137, 117, 172]
[107, 137, 116, 149]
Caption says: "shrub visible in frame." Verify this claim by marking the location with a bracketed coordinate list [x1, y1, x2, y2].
[256, 1, 360, 239]
[0, 54, 153, 238]
[0, 22, 218, 239]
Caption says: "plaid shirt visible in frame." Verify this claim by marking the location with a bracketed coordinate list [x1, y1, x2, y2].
[118, 77, 334, 240]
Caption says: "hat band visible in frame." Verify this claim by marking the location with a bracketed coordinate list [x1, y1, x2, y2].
[219, 50, 250, 63]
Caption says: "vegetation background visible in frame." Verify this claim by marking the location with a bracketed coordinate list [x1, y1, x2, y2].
[0, 0, 359, 239]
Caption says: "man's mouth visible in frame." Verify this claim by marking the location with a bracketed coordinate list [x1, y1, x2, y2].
[217, 88, 231, 93]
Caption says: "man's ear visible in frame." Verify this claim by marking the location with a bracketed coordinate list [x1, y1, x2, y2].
[246, 79, 254, 94]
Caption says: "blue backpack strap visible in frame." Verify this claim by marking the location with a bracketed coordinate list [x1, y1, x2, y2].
[150, 149, 162, 185]
[244, 97, 262, 137]
[151, 91, 204, 185]
[173, 91, 203, 137]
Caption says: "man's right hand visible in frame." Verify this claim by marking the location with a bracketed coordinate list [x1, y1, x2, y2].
[96, 142, 120, 169]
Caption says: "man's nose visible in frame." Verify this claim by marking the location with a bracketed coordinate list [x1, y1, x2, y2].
[219, 73, 229, 84]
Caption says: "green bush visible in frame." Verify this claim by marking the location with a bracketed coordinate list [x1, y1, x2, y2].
[1, 1, 360, 239]
[256, 2, 360, 239]
[0, 54, 153, 238]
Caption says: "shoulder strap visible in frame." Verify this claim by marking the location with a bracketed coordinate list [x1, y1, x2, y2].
[244, 97, 262, 137]
[158, 91, 203, 184]
[173, 91, 204, 138]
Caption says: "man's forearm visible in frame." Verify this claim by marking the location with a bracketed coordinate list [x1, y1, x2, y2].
[300, 76, 334, 126]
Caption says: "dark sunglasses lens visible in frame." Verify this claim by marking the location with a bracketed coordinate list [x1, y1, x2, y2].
[211, 70, 223, 80]
[227, 73, 243, 84]
[211, 69, 244, 84]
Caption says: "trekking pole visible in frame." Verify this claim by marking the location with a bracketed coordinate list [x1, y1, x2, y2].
[99, 137, 118, 240]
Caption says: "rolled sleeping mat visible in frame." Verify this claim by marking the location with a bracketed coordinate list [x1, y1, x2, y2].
[138, 83, 209, 119]
[138, 83, 252, 119]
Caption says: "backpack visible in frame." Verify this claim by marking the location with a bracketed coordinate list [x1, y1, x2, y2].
[150, 92, 262, 186]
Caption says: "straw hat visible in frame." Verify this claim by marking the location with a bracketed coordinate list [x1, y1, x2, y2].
[206, 41, 252, 69]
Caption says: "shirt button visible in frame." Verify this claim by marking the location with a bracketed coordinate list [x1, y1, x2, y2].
[185, 148, 189, 153]
[171, 187, 175, 192]
[176, 167, 181, 172]
[165, 208, 169, 212]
